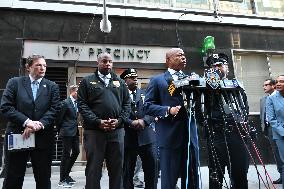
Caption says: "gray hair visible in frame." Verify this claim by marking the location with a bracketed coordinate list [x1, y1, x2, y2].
[69, 85, 79, 92]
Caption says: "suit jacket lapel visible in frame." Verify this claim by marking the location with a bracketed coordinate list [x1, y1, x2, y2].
[276, 92, 284, 107]
[135, 89, 141, 103]
[35, 78, 46, 100]
[36, 78, 47, 100]
[22, 77, 34, 100]
[164, 71, 173, 85]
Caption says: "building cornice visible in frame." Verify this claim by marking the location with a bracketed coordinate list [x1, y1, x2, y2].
[1, 0, 284, 29]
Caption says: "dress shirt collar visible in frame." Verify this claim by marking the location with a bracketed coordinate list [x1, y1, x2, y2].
[128, 89, 136, 101]
[270, 90, 277, 96]
[70, 95, 76, 103]
[29, 75, 43, 84]
[128, 89, 136, 94]
[168, 68, 184, 81]
[98, 71, 111, 79]
[168, 68, 184, 75]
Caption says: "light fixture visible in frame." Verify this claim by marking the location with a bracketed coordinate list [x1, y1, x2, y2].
[100, 0, 112, 33]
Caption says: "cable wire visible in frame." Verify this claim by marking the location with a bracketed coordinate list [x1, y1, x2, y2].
[66, 2, 101, 87]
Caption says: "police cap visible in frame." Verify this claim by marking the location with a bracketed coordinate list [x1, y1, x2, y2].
[206, 53, 229, 67]
[120, 68, 138, 79]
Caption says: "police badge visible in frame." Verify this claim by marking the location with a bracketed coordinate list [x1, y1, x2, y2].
[205, 68, 221, 89]
[113, 81, 120, 87]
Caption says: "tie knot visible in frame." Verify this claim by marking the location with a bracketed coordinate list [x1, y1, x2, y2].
[33, 80, 39, 85]
[174, 72, 184, 79]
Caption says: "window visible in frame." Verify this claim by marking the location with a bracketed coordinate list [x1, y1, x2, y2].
[176, 0, 209, 10]
[127, 0, 170, 8]
[18, 0, 284, 17]
[256, 0, 284, 17]
[269, 55, 284, 79]
[233, 53, 268, 113]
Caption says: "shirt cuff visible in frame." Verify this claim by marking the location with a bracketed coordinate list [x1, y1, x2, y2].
[165, 107, 170, 117]
[23, 118, 30, 127]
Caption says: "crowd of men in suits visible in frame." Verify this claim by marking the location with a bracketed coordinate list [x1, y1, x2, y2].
[0, 50, 193, 189]
[0, 49, 284, 189]
[264, 77, 284, 187]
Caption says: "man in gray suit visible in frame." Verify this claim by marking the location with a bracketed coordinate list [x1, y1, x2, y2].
[260, 79, 282, 184]
[266, 75, 284, 187]
[57, 85, 80, 187]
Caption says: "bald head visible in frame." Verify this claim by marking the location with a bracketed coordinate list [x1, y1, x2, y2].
[166, 48, 182, 59]
[97, 52, 113, 75]
[166, 48, 186, 71]
[97, 52, 111, 62]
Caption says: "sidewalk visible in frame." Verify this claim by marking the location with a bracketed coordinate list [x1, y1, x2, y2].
[0, 165, 281, 189]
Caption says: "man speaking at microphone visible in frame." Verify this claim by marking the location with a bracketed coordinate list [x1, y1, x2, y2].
[144, 48, 199, 189]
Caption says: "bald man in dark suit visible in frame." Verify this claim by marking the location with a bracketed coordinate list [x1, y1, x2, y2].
[0, 55, 61, 189]
[144, 48, 199, 189]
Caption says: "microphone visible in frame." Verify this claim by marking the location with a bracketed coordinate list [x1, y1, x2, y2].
[100, 0, 112, 33]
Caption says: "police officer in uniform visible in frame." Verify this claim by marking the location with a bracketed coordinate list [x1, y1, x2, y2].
[120, 68, 157, 189]
[198, 53, 250, 189]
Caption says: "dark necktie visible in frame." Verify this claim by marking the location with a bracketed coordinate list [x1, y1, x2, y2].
[132, 91, 136, 102]
[131, 91, 137, 118]
[74, 100, 78, 113]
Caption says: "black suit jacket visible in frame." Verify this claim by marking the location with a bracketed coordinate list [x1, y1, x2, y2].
[124, 88, 156, 148]
[0, 76, 61, 149]
[260, 96, 267, 132]
[56, 97, 79, 137]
